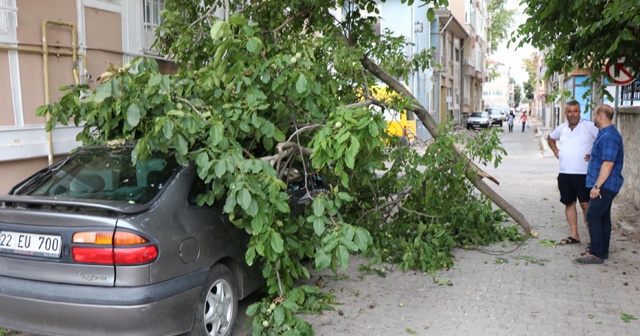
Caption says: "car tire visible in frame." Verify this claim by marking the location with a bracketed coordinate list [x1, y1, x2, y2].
[190, 264, 238, 336]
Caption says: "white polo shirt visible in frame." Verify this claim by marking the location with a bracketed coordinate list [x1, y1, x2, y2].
[549, 119, 599, 174]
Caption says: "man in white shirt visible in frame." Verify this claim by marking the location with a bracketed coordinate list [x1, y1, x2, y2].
[547, 101, 599, 246]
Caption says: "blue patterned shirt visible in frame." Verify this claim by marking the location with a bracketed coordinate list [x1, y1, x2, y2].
[586, 125, 624, 192]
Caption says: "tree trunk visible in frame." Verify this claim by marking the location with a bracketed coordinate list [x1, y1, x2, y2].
[361, 57, 531, 234]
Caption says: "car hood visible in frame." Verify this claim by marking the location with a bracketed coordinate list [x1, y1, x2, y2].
[0, 195, 150, 215]
[468, 116, 490, 121]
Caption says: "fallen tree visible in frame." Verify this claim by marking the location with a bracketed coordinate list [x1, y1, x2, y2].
[40, 1, 529, 334]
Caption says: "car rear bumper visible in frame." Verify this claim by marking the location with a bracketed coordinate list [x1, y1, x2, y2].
[0, 269, 208, 336]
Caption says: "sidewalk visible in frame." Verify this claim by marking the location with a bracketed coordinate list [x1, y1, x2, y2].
[277, 123, 640, 336]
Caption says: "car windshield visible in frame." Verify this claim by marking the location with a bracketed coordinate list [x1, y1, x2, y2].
[470, 112, 488, 118]
[13, 147, 181, 204]
[486, 108, 502, 115]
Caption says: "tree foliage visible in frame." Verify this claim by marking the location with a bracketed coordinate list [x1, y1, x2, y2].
[522, 53, 536, 101]
[39, 0, 523, 334]
[487, 0, 516, 55]
[509, 77, 522, 107]
[517, 0, 640, 79]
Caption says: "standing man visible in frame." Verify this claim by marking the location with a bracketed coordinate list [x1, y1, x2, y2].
[547, 101, 599, 246]
[575, 104, 624, 264]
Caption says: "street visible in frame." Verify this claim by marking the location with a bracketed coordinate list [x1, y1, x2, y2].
[232, 121, 640, 335]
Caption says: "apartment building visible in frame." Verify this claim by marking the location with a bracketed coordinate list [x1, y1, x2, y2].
[0, 0, 175, 192]
[482, 58, 510, 108]
[380, 0, 489, 128]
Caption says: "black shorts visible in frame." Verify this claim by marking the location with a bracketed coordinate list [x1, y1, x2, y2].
[557, 173, 590, 205]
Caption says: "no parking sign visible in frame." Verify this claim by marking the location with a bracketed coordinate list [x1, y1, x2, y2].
[606, 57, 637, 85]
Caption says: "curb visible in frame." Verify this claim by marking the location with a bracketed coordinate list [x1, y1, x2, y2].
[534, 124, 555, 158]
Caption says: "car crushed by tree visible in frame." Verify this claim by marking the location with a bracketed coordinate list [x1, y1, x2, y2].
[18, 0, 531, 334]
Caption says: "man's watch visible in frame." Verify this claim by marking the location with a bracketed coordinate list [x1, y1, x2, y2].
[594, 184, 601, 189]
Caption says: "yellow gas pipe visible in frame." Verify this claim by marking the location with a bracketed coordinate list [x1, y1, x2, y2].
[42, 20, 79, 165]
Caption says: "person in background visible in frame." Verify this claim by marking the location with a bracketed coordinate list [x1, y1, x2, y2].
[519, 112, 528, 132]
[575, 104, 624, 264]
[547, 100, 599, 246]
[507, 111, 515, 132]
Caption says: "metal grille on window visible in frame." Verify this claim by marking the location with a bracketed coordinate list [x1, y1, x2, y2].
[143, 0, 165, 52]
[0, 0, 17, 42]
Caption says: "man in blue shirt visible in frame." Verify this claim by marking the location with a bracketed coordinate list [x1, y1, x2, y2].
[575, 105, 624, 264]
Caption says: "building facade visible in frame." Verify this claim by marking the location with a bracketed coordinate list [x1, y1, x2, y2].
[0, 0, 175, 192]
[433, 0, 488, 125]
[482, 58, 510, 108]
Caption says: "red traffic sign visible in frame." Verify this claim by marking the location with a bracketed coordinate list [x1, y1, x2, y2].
[606, 57, 636, 85]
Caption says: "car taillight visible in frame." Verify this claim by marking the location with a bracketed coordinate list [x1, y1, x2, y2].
[71, 230, 158, 265]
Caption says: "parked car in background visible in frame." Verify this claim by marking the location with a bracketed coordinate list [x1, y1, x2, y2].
[0, 145, 326, 336]
[466, 111, 492, 130]
[485, 107, 505, 127]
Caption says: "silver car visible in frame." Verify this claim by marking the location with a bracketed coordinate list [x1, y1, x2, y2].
[466, 111, 492, 130]
[0, 145, 319, 335]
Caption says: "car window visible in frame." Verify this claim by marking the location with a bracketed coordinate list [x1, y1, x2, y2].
[187, 178, 214, 206]
[470, 112, 488, 118]
[14, 147, 181, 204]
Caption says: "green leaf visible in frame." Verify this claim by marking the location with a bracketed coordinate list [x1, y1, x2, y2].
[247, 199, 258, 216]
[296, 74, 308, 94]
[315, 249, 331, 270]
[368, 122, 378, 137]
[245, 246, 256, 266]
[337, 192, 354, 202]
[214, 160, 226, 178]
[162, 119, 174, 139]
[209, 123, 224, 145]
[237, 188, 251, 210]
[323, 236, 338, 252]
[274, 305, 285, 326]
[313, 217, 325, 236]
[94, 81, 112, 103]
[246, 37, 261, 53]
[126, 104, 141, 127]
[271, 231, 284, 253]
[246, 302, 260, 316]
[35, 105, 49, 117]
[210, 20, 228, 40]
[312, 199, 324, 217]
[260, 72, 270, 83]
[336, 244, 349, 269]
[354, 227, 371, 251]
[275, 200, 290, 213]
[427, 8, 435, 23]
[175, 134, 188, 154]
[251, 215, 264, 233]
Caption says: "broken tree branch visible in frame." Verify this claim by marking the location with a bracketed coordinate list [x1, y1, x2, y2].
[360, 56, 531, 234]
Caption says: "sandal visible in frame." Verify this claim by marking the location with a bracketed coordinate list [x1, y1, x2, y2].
[560, 236, 580, 245]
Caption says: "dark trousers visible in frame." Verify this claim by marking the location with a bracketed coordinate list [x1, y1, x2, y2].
[521, 122, 526, 132]
[508, 124, 513, 132]
[586, 188, 617, 259]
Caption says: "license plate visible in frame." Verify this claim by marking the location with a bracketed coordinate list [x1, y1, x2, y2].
[0, 230, 62, 258]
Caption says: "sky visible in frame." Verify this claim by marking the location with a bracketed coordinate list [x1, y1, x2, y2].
[488, 0, 536, 88]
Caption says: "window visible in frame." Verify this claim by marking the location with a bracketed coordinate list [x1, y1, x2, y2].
[464, 75, 470, 104]
[143, 0, 166, 51]
[0, 0, 17, 43]
[14, 147, 180, 205]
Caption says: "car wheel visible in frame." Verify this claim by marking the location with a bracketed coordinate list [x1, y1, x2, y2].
[190, 264, 238, 336]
